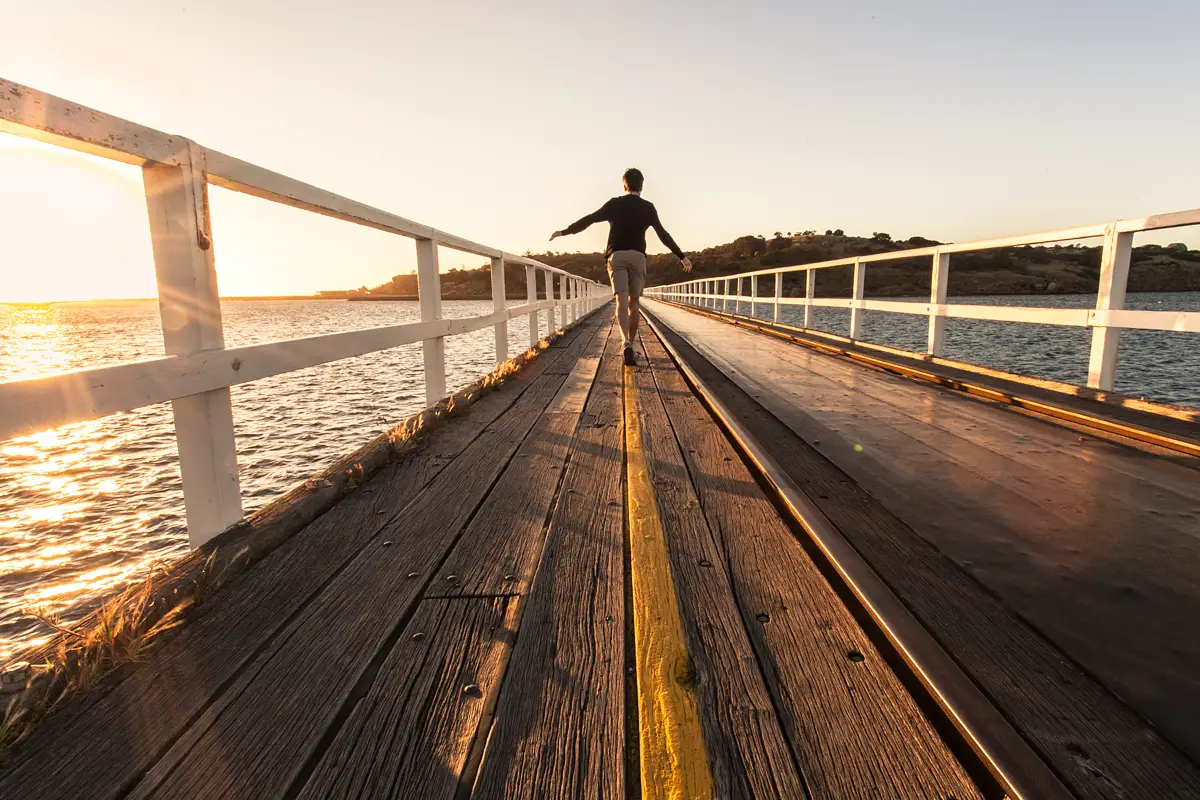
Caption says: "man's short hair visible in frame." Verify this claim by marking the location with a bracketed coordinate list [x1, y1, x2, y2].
[623, 168, 644, 193]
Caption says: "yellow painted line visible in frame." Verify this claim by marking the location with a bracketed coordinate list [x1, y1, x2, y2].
[623, 368, 715, 800]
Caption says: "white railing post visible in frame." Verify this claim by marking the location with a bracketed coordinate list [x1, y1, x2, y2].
[561, 276, 570, 328]
[724, 278, 731, 312]
[143, 156, 242, 548]
[416, 237, 446, 404]
[804, 269, 815, 329]
[541, 269, 554, 335]
[773, 271, 782, 323]
[490, 255, 508, 364]
[1087, 225, 1134, 390]
[750, 275, 758, 318]
[525, 264, 539, 347]
[928, 248, 950, 357]
[556, 274, 566, 330]
[736, 276, 743, 315]
[562, 276, 570, 325]
[849, 257, 866, 340]
[564, 276, 572, 327]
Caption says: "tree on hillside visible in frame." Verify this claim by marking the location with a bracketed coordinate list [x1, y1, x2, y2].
[872, 232, 893, 242]
[833, 229, 844, 236]
[732, 235, 766, 258]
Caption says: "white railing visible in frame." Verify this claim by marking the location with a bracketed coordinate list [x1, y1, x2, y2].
[0, 79, 610, 546]
[648, 211, 1200, 392]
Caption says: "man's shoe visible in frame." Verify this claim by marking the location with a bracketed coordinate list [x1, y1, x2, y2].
[623, 345, 637, 367]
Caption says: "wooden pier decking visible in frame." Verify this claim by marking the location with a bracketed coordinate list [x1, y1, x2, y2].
[644, 298, 1200, 799]
[1, 312, 987, 799]
[4, 305, 1200, 799]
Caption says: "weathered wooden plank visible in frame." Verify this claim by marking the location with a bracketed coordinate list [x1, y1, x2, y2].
[648, 314, 1200, 799]
[739, 333, 1200, 527]
[296, 597, 517, 799]
[628, 350, 806, 799]
[128, 322, 602, 800]
[470, 333, 626, 800]
[297, 327, 611, 795]
[0, 319, 599, 800]
[649, 305, 1200, 733]
[437, 325, 611, 597]
[296, 334, 613, 798]
[640, 332, 984, 800]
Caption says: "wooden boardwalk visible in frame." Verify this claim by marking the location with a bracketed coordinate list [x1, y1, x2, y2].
[6, 304, 1200, 799]
[2, 311, 998, 799]
[646, 298, 1200, 800]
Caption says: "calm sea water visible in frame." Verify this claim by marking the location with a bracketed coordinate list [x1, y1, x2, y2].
[1, 293, 1197, 659]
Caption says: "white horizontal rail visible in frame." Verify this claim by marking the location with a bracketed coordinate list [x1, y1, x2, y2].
[0, 300, 580, 441]
[1093, 308, 1200, 333]
[650, 212, 1200, 398]
[686, 292, 1196, 329]
[0, 78, 579, 274]
[671, 289, 1200, 328]
[0, 78, 610, 546]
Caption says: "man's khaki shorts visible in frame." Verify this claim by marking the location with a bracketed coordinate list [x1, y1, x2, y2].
[607, 250, 647, 298]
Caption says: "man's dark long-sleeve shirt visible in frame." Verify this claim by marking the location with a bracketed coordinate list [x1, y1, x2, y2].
[560, 194, 685, 260]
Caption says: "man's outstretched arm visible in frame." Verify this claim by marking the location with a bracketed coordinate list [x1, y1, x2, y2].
[651, 208, 692, 271]
[550, 200, 613, 240]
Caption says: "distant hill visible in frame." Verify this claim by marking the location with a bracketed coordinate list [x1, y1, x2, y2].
[353, 231, 1200, 299]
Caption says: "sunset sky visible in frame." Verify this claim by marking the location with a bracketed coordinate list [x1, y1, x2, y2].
[2, 0, 1198, 302]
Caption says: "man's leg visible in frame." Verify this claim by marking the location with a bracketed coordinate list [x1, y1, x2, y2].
[608, 258, 632, 346]
[614, 289, 632, 343]
[616, 291, 638, 366]
[625, 254, 646, 362]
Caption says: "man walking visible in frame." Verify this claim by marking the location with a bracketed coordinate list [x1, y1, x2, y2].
[551, 168, 691, 366]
